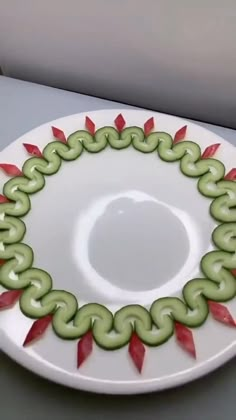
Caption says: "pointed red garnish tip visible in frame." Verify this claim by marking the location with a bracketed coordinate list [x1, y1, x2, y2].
[0, 290, 22, 309]
[23, 143, 43, 157]
[23, 315, 53, 347]
[201, 143, 220, 159]
[0, 194, 10, 204]
[85, 116, 96, 135]
[208, 301, 236, 327]
[231, 269, 236, 277]
[128, 333, 145, 373]
[77, 331, 93, 368]
[114, 114, 126, 132]
[175, 322, 196, 358]
[0, 259, 6, 266]
[144, 117, 154, 136]
[173, 125, 187, 144]
[51, 126, 67, 143]
[224, 168, 236, 181]
[0, 164, 23, 177]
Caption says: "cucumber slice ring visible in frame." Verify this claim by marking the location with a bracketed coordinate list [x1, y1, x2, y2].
[0, 120, 236, 352]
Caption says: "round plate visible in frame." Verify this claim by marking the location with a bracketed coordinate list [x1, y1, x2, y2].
[0, 109, 235, 394]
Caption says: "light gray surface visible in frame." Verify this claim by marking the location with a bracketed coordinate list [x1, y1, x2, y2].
[1, 1, 236, 128]
[0, 76, 235, 420]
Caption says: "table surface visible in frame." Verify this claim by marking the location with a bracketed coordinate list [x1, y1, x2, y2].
[0, 76, 235, 420]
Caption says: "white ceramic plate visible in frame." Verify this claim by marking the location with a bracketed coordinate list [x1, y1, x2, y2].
[0, 109, 235, 394]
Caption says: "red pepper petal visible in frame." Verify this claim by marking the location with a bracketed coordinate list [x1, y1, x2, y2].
[201, 143, 221, 159]
[114, 114, 126, 132]
[23, 315, 53, 347]
[0, 259, 5, 266]
[144, 117, 154, 136]
[23, 143, 43, 157]
[173, 125, 187, 144]
[0, 290, 22, 309]
[208, 301, 236, 327]
[175, 322, 196, 358]
[51, 126, 67, 143]
[231, 269, 236, 277]
[77, 331, 93, 368]
[0, 164, 23, 177]
[224, 168, 236, 181]
[128, 333, 145, 373]
[0, 194, 10, 203]
[85, 116, 96, 135]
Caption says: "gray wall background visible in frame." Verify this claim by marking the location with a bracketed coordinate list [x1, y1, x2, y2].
[0, 0, 236, 127]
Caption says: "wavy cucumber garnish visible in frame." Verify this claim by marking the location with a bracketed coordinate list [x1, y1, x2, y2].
[0, 115, 235, 373]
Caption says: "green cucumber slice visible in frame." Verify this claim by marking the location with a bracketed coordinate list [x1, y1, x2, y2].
[0, 244, 34, 289]
[81, 128, 107, 152]
[212, 223, 236, 252]
[132, 131, 159, 153]
[0, 216, 26, 244]
[3, 180, 31, 217]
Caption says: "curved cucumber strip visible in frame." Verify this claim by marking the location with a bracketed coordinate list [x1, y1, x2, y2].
[0, 125, 235, 351]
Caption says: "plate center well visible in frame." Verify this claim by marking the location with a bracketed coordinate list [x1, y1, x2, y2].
[76, 191, 190, 292]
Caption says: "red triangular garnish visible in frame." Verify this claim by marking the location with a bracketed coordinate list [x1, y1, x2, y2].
[0, 194, 10, 203]
[114, 114, 126, 132]
[23, 315, 53, 346]
[51, 126, 67, 143]
[173, 125, 187, 144]
[208, 301, 236, 327]
[144, 117, 154, 136]
[231, 269, 236, 277]
[175, 322, 196, 358]
[201, 143, 220, 159]
[0, 259, 5, 266]
[128, 333, 146, 373]
[0, 290, 22, 309]
[0, 164, 23, 176]
[77, 331, 93, 368]
[224, 168, 236, 181]
[23, 143, 43, 157]
[85, 116, 96, 135]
